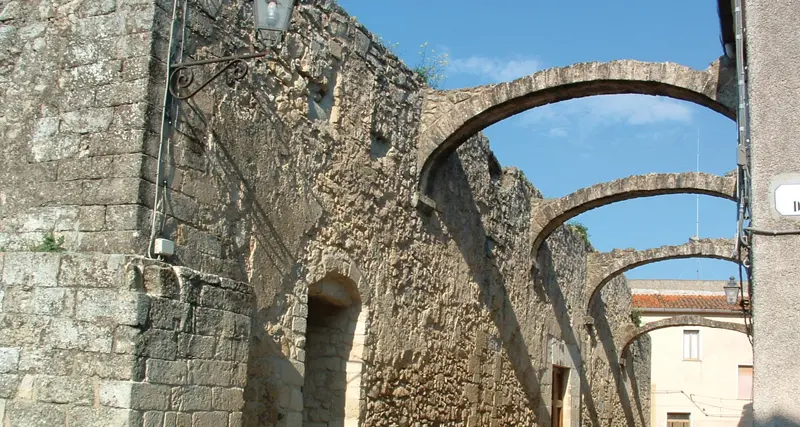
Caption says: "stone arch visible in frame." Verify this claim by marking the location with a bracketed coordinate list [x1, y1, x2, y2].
[616, 315, 747, 363]
[585, 238, 742, 312]
[300, 251, 368, 427]
[531, 172, 737, 256]
[416, 59, 736, 199]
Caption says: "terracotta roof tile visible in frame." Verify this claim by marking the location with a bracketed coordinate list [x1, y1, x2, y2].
[632, 294, 741, 311]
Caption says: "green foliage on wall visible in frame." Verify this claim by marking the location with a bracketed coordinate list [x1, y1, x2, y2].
[630, 309, 642, 327]
[412, 42, 449, 89]
[567, 221, 591, 246]
[31, 232, 66, 253]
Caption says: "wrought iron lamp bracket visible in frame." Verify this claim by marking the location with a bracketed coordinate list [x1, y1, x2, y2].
[168, 51, 270, 100]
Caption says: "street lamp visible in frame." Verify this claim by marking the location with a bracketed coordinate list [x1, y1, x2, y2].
[168, 0, 296, 100]
[255, 0, 295, 45]
[724, 276, 740, 305]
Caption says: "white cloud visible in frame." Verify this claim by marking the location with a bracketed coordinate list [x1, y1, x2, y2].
[583, 95, 693, 125]
[449, 56, 542, 82]
[516, 94, 693, 129]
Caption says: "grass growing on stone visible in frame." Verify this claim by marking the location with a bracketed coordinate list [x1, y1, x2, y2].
[412, 42, 449, 89]
[31, 232, 66, 253]
[630, 309, 642, 327]
[567, 221, 591, 246]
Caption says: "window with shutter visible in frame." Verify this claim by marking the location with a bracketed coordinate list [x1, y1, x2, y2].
[667, 412, 691, 427]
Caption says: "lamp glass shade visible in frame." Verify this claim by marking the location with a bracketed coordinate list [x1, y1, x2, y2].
[724, 277, 740, 305]
[255, 0, 294, 32]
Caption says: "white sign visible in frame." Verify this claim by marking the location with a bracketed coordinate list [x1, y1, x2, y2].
[774, 184, 800, 216]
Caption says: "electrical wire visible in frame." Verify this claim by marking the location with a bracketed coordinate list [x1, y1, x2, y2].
[147, 0, 187, 259]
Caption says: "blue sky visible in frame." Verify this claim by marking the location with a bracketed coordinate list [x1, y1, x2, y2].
[338, 0, 739, 281]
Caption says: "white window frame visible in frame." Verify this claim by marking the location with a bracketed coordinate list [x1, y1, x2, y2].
[683, 329, 701, 361]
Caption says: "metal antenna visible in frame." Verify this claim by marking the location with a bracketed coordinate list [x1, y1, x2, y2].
[696, 127, 700, 280]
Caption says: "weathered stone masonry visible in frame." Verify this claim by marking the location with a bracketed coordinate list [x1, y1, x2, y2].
[0, 0, 654, 426]
[0, 252, 254, 426]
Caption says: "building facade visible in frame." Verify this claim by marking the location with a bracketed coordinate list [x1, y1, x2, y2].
[631, 280, 753, 427]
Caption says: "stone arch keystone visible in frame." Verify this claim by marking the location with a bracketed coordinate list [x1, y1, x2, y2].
[585, 238, 742, 312]
[416, 59, 736, 202]
[531, 172, 737, 256]
[617, 315, 748, 363]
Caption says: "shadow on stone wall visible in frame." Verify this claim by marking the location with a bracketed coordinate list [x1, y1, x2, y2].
[431, 148, 545, 423]
[173, 96, 319, 425]
[537, 243, 603, 425]
[589, 293, 646, 427]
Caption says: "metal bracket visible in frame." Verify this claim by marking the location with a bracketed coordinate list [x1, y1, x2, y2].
[168, 51, 270, 100]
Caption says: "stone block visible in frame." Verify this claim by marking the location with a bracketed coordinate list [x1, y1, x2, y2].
[82, 177, 148, 205]
[67, 406, 137, 427]
[229, 412, 243, 427]
[72, 352, 138, 380]
[0, 374, 20, 398]
[220, 312, 251, 340]
[31, 117, 59, 141]
[198, 286, 252, 315]
[32, 287, 74, 316]
[146, 359, 187, 385]
[29, 134, 82, 162]
[231, 363, 247, 388]
[1, 286, 33, 313]
[96, 78, 151, 106]
[86, 128, 147, 156]
[193, 307, 224, 336]
[17, 349, 72, 377]
[192, 411, 228, 427]
[214, 338, 248, 363]
[106, 204, 149, 231]
[130, 382, 171, 411]
[211, 387, 244, 411]
[47, 318, 114, 353]
[59, 59, 122, 90]
[100, 380, 133, 408]
[113, 326, 141, 354]
[176, 334, 215, 360]
[59, 253, 127, 288]
[1, 253, 60, 287]
[0, 348, 20, 374]
[78, 205, 107, 231]
[75, 230, 148, 254]
[61, 108, 115, 135]
[75, 288, 149, 326]
[36, 375, 93, 405]
[112, 102, 150, 131]
[148, 297, 190, 331]
[170, 385, 212, 411]
[134, 329, 178, 360]
[5, 400, 66, 427]
[142, 410, 165, 427]
[188, 360, 233, 386]
[142, 265, 180, 299]
[77, 0, 117, 18]
[292, 316, 307, 334]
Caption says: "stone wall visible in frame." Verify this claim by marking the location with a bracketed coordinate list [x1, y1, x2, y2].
[0, 0, 165, 254]
[0, 0, 651, 426]
[0, 252, 253, 426]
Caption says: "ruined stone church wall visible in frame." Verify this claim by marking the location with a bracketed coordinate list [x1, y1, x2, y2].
[0, 0, 650, 425]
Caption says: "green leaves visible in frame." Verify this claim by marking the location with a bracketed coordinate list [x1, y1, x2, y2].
[31, 231, 66, 253]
